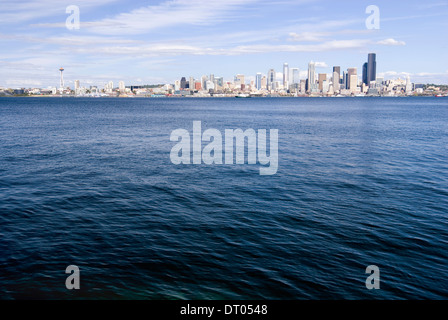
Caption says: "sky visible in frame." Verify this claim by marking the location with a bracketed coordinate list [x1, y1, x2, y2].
[0, 0, 447, 88]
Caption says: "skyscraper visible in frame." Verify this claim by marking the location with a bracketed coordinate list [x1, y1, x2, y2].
[290, 68, 300, 85]
[406, 75, 412, 93]
[347, 68, 358, 92]
[333, 66, 340, 78]
[255, 73, 262, 90]
[332, 73, 339, 92]
[201, 75, 208, 90]
[343, 71, 348, 90]
[333, 66, 340, 91]
[267, 69, 275, 90]
[318, 73, 327, 92]
[180, 77, 187, 89]
[362, 62, 368, 86]
[363, 53, 377, 86]
[306, 61, 316, 92]
[119, 81, 125, 92]
[261, 76, 267, 90]
[283, 63, 289, 87]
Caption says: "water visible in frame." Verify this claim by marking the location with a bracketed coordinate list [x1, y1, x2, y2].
[0, 97, 447, 299]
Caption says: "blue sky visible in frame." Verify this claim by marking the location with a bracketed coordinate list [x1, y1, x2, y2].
[1, 0, 447, 88]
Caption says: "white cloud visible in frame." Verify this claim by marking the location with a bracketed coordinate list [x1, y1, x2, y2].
[59, 38, 369, 57]
[378, 71, 410, 78]
[377, 38, 406, 46]
[287, 32, 329, 42]
[315, 62, 328, 68]
[47, 0, 258, 35]
[0, 0, 118, 24]
[377, 70, 448, 84]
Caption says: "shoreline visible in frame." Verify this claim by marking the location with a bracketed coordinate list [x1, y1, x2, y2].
[1, 94, 446, 98]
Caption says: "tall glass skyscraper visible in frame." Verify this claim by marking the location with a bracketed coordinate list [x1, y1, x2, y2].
[255, 73, 262, 90]
[283, 63, 289, 87]
[290, 68, 300, 84]
[333, 66, 340, 91]
[364, 53, 376, 86]
[306, 61, 316, 92]
[362, 63, 368, 86]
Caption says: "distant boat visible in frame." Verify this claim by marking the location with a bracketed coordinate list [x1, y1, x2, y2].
[235, 94, 251, 98]
[435, 94, 447, 97]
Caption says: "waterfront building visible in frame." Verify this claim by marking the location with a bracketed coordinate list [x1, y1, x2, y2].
[267, 69, 275, 90]
[306, 61, 316, 92]
[255, 73, 262, 90]
[283, 63, 289, 87]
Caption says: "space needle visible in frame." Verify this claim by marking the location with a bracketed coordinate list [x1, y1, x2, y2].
[59, 67, 64, 90]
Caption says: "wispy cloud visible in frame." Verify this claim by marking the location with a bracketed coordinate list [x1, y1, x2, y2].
[415, 2, 448, 10]
[287, 32, 329, 42]
[377, 38, 406, 46]
[315, 62, 328, 68]
[0, 0, 118, 24]
[34, 0, 257, 34]
[57, 38, 370, 57]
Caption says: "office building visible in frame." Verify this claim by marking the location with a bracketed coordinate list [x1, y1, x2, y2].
[180, 77, 187, 89]
[333, 66, 340, 91]
[261, 75, 267, 90]
[234, 74, 245, 88]
[318, 73, 327, 92]
[290, 68, 300, 85]
[362, 53, 377, 86]
[283, 63, 289, 87]
[267, 69, 275, 90]
[306, 61, 316, 91]
[347, 68, 358, 92]
[255, 73, 262, 90]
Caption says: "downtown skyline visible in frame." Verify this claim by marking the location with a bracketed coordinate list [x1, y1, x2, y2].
[9, 51, 434, 98]
[1, 0, 448, 88]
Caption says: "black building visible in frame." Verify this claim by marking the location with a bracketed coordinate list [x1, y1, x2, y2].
[366, 53, 376, 85]
[180, 77, 187, 89]
[362, 62, 368, 85]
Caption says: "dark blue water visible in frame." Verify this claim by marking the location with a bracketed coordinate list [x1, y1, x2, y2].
[0, 97, 447, 299]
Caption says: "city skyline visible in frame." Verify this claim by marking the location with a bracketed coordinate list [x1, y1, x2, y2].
[7, 51, 438, 98]
[1, 0, 448, 88]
